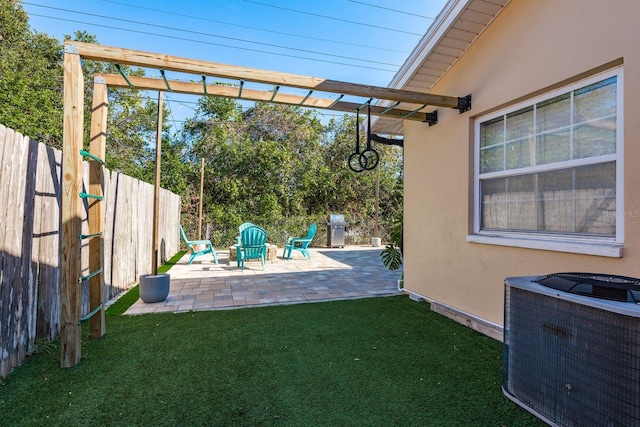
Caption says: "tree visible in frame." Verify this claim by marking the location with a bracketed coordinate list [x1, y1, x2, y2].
[243, 103, 326, 216]
[179, 97, 404, 246]
[0, 2, 170, 177]
[66, 31, 169, 180]
[0, 0, 63, 147]
[181, 90, 243, 159]
[179, 94, 245, 236]
[318, 113, 403, 239]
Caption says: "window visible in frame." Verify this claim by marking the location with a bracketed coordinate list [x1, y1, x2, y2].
[469, 69, 623, 257]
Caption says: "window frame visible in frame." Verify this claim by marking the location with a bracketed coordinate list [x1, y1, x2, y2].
[468, 67, 624, 257]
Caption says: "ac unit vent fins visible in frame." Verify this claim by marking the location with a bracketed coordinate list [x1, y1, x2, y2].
[503, 275, 640, 426]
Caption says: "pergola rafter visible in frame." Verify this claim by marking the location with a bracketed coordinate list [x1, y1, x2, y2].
[60, 41, 471, 368]
[97, 74, 433, 122]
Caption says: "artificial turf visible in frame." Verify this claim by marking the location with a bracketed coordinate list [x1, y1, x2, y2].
[0, 295, 543, 426]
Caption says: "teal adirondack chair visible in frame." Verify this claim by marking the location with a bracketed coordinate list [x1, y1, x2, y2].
[236, 222, 254, 244]
[283, 223, 317, 260]
[236, 225, 267, 270]
[180, 225, 219, 265]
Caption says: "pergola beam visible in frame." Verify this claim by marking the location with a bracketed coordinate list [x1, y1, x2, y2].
[97, 74, 431, 122]
[70, 41, 460, 109]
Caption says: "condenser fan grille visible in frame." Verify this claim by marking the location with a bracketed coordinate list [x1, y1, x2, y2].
[503, 275, 640, 426]
[535, 272, 640, 303]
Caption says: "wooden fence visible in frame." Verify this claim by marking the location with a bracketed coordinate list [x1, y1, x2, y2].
[0, 124, 181, 378]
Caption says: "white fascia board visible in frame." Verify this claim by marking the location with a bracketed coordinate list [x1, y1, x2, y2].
[388, 0, 472, 90]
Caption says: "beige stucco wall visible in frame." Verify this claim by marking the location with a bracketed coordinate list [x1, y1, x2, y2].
[403, 0, 640, 328]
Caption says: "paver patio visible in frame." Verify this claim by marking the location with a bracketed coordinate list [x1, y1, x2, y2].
[125, 245, 403, 315]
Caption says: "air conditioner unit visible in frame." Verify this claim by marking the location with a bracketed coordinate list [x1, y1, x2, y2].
[503, 274, 640, 426]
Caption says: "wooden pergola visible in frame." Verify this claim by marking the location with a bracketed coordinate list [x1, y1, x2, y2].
[61, 41, 471, 367]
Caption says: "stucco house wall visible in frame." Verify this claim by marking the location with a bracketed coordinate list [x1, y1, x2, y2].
[402, 0, 640, 337]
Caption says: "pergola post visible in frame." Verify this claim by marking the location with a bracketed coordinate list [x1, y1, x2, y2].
[60, 45, 84, 367]
[198, 158, 204, 239]
[88, 78, 108, 339]
[152, 92, 162, 275]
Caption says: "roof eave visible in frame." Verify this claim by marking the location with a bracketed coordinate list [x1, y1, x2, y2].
[388, 0, 473, 91]
[372, 0, 511, 136]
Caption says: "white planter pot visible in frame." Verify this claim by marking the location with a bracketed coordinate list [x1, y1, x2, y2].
[371, 237, 382, 247]
[139, 273, 170, 303]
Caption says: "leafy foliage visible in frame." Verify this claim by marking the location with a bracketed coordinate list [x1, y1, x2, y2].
[0, 0, 63, 147]
[66, 30, 171, 180]
[180, 100, 403, 247]
[381, 208, 403, 270]
[0, 10, 172, 176]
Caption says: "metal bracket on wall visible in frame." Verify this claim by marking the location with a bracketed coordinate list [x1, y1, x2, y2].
[423, 110, 438, 126]
[456, 94, 472, 113]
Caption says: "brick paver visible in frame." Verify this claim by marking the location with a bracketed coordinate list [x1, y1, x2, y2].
[125, 246, 402, 315]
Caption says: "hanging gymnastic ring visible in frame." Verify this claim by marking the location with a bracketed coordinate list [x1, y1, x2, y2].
[360, 101, 379, 170]
[359, 149, 379, 170]
[349, 152, 365, 173]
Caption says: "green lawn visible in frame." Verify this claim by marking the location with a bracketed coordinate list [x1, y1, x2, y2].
[1, 293, 543, 426]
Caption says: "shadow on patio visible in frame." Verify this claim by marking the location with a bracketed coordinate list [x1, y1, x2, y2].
[125, 245, 402, 315]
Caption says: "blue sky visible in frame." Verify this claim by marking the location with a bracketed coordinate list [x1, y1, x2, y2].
[23, 0, 448, 127]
